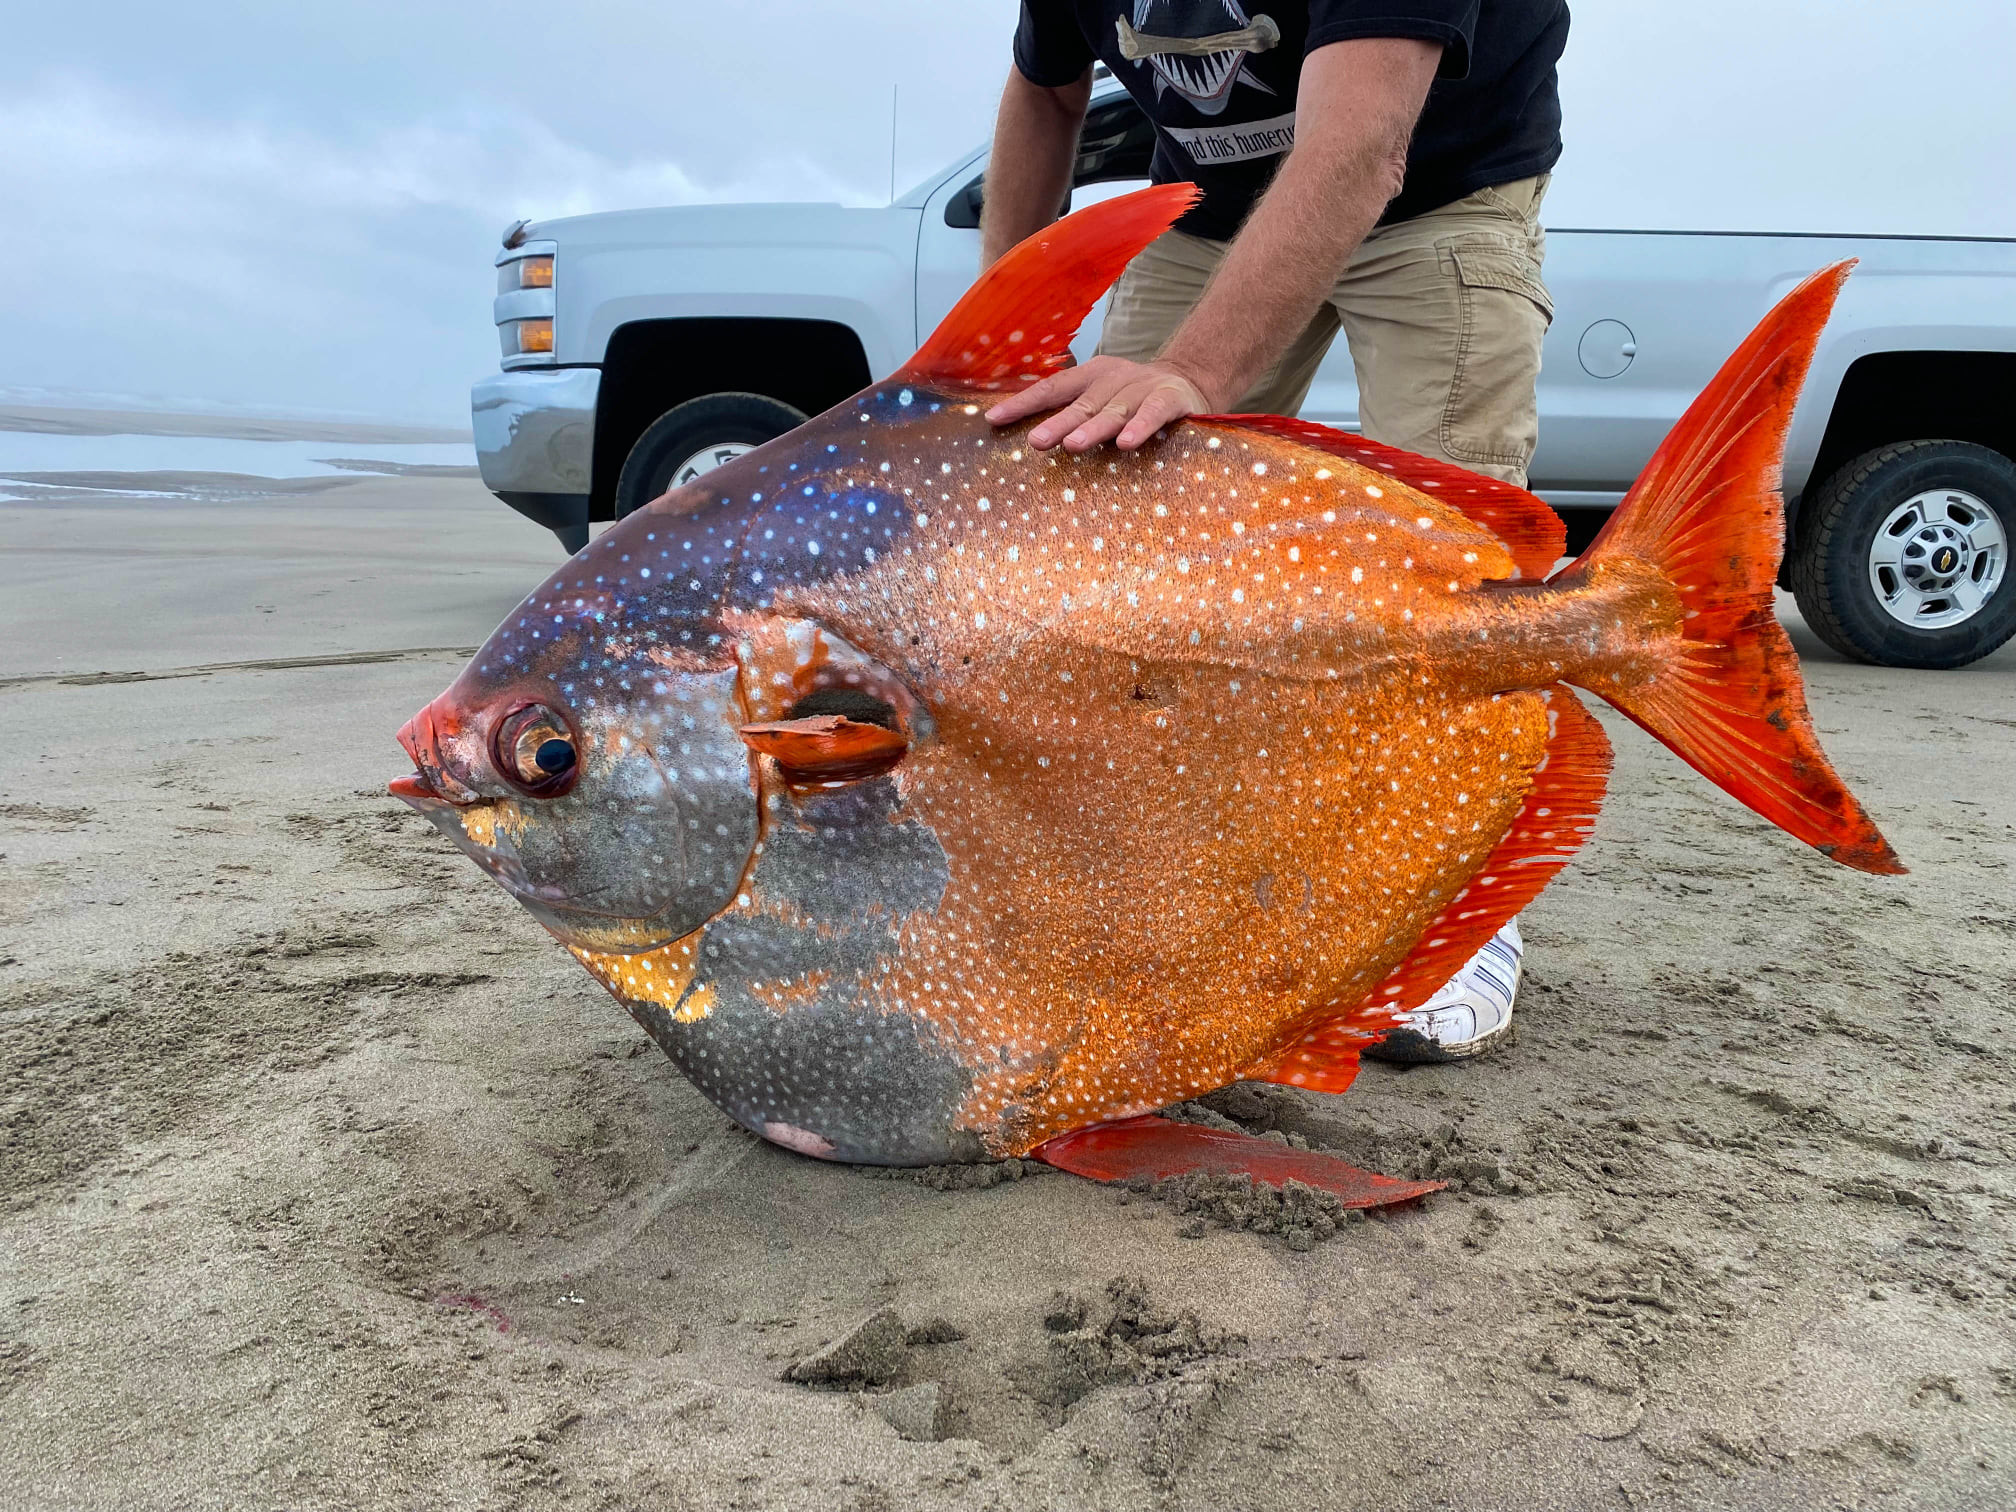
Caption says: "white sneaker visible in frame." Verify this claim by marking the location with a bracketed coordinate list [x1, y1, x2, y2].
[1363, 920, 1523, 1065]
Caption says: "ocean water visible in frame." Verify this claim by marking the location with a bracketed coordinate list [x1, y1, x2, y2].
[0, 432, 476, 483]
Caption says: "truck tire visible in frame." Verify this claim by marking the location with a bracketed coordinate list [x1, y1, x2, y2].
[614, 393, 808, 519]
[1789, 440, 2015, 669]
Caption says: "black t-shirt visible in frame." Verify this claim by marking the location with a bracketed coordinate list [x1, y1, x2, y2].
[1014, 1, 1569, 239]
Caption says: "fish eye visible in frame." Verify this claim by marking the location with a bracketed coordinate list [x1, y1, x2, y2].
[495, 704, 579, 797]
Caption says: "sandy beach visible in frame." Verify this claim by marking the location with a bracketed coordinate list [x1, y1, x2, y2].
[3, 467, 2013, 1511]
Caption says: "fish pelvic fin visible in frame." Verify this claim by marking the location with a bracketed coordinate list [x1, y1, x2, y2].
[1565, 261, 1904, 875]
[896, 183, 1200, 394]
[1251, 687, 1611, 1091]
[1195, 413, 1567, 579]
[1034, 1115, 1445, 1210]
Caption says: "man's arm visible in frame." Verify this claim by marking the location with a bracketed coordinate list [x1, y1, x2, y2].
[979, 65, 1094, 270]
[987, 37, 1441, 451]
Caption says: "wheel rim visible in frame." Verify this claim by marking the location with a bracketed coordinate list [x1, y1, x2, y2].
[1866, 487, 2007, 630]
[669, 440, 756, 489]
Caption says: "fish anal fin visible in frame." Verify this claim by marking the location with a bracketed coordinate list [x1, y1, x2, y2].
[1034, 1115, 1445, 1210]
[898, 183, 1200, 394]
[1251, 687, 1611, 1090]
[1196, 413, 1567, 580]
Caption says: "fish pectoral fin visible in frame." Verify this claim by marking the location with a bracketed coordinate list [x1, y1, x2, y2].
[738, 714, 909, 783]
[1034, 1115, 1444, 1210]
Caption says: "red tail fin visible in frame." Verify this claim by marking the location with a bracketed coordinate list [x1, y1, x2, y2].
[1570, 262, 1902, 875]
[897, 183, 1199, 395]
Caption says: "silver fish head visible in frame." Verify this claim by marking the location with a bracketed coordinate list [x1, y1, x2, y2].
[390, 484, 761, 953]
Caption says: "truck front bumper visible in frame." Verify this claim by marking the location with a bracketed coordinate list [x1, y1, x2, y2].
[471, 367, 601, 552]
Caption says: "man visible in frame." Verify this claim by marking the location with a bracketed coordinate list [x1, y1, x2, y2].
[981, 0, 1570, 1062]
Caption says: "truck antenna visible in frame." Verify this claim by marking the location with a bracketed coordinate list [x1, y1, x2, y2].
[888, 84, 899, 204]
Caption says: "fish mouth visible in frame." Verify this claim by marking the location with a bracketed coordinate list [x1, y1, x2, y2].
[393, 700, 479, 807]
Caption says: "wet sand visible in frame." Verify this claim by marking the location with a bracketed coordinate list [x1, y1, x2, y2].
[3, 473, 2013, 1510]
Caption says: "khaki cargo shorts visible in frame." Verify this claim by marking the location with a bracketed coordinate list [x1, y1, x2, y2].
[1096, 175, 1552, 485]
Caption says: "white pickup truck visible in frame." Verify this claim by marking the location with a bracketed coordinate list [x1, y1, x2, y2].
[472, 84, 2016, 669]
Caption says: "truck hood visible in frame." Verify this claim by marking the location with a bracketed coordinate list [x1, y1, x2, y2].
[517, 201, 920, 254]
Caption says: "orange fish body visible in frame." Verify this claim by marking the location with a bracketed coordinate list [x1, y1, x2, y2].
[394, 187, 1898, 1183]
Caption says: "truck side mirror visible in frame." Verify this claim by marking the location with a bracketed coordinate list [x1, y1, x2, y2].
[944, 176, 1073, 232]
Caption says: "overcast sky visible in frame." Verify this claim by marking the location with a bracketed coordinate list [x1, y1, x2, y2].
[7, 1, 2009, 427]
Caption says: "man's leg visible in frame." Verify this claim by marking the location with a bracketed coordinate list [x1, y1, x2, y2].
[1332, 176, 1553, 1062]
[1333, 174, 1551, 484]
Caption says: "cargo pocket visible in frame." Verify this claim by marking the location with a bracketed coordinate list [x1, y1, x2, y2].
[1440, 239, 1553, 475]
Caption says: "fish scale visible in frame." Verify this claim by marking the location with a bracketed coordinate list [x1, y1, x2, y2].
[393, 185, 1898, 1199]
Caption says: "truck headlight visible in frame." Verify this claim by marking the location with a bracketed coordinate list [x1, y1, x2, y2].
[497, 254, 554, 293]
[501, 318, 554, 358]
[495, 236, 558, 366]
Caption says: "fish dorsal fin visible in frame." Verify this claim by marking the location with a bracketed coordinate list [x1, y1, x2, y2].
[1198, 413, 1567, 581]
[1249, 686, 1612, 1093]
[898, 183, 1201, 394]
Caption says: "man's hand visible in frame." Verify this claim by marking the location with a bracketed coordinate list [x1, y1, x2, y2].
[984, 355, 1213, 452]
[985, 36, 1440, 453]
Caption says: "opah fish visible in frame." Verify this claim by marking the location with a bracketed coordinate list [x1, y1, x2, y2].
[393, 185, 1898, 1205]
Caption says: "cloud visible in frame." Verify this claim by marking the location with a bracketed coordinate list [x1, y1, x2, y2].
[0, 74, 881, 421]
[8, 1, 2004, 425]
